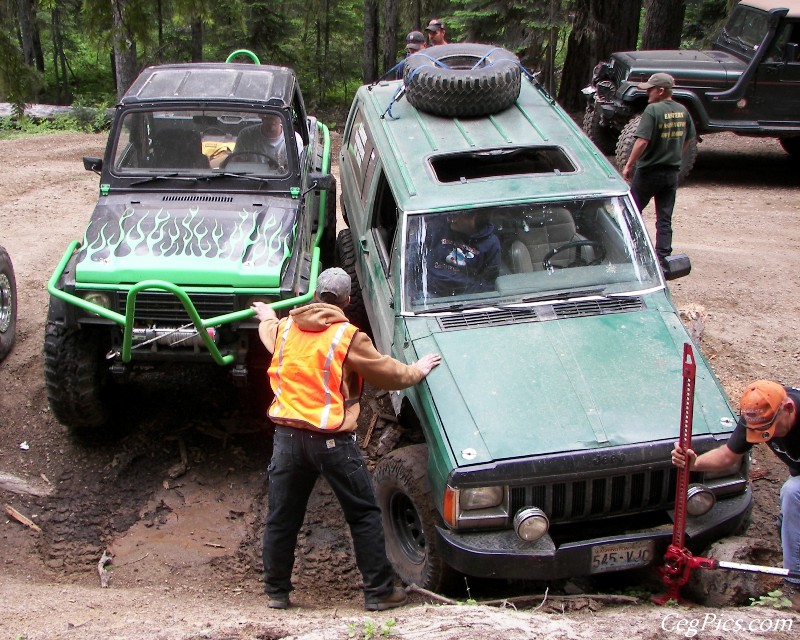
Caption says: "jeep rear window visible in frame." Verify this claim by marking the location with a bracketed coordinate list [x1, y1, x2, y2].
[430, 147, 575, 183]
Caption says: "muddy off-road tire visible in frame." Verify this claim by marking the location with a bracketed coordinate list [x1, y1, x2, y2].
[615, 115, 698, 182]
[404, 43, 521, 118]
[334, 229, 370, 331]
[373, 444, 460, 593]
[44, 314, 114, 436]
[0, 245, 17, 362]
[582, 103, 618, 156]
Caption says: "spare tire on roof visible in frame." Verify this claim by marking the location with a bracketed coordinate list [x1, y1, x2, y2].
[404, 43, 521, 117]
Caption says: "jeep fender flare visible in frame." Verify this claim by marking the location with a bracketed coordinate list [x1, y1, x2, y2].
[403, 43, 521, 117]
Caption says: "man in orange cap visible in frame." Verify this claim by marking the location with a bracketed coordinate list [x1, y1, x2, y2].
[672, 380, 800, 609]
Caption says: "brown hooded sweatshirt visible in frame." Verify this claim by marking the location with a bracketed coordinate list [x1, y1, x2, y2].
[258, 302, 426, 433]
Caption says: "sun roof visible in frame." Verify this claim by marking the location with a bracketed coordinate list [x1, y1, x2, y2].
[430, 147, 576, 183]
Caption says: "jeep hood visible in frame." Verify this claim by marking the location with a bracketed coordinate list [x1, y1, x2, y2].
[74, 196, 298, 287]
[408, 304, 735, 467]
[614, 49, 746, 86]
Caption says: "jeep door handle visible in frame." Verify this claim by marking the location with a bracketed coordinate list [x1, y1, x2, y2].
[359, 237, 369, 254]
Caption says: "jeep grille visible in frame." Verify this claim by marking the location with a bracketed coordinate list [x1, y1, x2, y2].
[114, 291, 236, 322]
[438, 297, 644, 330]
[510, 465, 678, 524]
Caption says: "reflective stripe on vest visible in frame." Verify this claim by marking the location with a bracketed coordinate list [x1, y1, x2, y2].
[267, 317, 359, 431]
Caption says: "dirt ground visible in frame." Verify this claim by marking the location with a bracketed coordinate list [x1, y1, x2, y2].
[0, 130, 798, 639]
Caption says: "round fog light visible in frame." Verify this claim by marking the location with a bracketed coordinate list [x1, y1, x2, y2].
[513, 507, 549, 542]
[686, 484, 716, 517]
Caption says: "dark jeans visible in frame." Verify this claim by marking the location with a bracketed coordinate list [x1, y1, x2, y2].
[262, 425, 395, 601]
[631, 166, 680, 264]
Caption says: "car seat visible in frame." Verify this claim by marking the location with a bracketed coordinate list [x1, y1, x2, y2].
[151, 130, 210, 169]
[509, 207, 594, 272]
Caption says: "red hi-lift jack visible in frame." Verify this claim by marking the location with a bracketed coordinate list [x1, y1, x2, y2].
[651, 343, 800, 606]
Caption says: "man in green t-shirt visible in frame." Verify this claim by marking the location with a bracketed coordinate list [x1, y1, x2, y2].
[622, 73, 696, 269]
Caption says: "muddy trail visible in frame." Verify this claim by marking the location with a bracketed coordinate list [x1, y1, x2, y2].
[0, 131, 799, 639]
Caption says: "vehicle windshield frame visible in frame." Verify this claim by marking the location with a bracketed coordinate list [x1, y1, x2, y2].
[399, 195, 664, 315]
[109, 107, 298, 179]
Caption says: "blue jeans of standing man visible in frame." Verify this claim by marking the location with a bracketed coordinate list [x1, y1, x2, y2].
[631, 166, 680, 265]
[779, 475, 800, 585]
[262, 425, 396, 602]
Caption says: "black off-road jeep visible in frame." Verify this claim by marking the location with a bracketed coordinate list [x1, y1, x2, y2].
[583, 0, 800, 177]
[45, 51, 336, 436]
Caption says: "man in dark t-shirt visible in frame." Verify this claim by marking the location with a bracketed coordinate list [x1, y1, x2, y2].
[622, 72, 696, 269]
[672, 380, 800, 610]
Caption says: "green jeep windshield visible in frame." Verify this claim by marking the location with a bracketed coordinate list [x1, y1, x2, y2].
[112, 108, 300, 177]
[402, 196, 661, 312]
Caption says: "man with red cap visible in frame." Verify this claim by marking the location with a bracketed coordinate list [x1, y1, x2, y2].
[672, 380, 800, 609]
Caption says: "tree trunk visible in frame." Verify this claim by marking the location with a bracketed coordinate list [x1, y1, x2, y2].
[558, 0, 642, 112]
[17, 0, 35, 65]
[191, 14, 203, 62]
[362, 0, 378, 83]
[382, 0, 399, 76]
[641, 0, 686, 50]
[111, 0, 138, 99]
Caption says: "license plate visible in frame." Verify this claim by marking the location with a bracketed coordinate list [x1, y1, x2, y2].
[590, 540, 654, 574]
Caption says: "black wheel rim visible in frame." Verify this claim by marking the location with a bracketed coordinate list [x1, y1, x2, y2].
[389, 491, 425, 564]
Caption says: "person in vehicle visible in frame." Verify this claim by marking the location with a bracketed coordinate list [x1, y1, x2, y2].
[423, 210, 501, 297]
[233, 114, 302, 170]
[251, 268, 440, 611]
[672, 380, 800, 612]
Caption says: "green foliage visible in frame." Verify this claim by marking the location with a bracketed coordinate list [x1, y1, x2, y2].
[346, 617, 396, 640]
[683, 0, 729, 48]
[749, 589, 794, 609]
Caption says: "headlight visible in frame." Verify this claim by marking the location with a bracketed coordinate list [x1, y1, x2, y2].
[514, 507, 549, 542]
[460, 486, 504, 510]
[80, 291, 112, 309]
[686, 484, 716, 517]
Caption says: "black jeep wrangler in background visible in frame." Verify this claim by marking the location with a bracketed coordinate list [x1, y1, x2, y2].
[583, 0, 800, 178]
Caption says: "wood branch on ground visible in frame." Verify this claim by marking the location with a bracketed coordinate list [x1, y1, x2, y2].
[4, 504, 42, 532]
[405, 583, 640, 608]
[97, 550, 112, 588]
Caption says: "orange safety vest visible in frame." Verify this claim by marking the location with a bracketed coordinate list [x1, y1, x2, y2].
[267, 317, 361, 431]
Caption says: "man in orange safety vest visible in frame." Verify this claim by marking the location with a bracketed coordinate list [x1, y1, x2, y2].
[251, 267, 440, 611]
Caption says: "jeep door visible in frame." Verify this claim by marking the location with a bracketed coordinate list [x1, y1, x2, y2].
[358, 170, 397, 355]
[755, 20, 800, 121]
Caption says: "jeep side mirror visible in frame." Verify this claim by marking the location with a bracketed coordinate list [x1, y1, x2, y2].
[663, 254, 691, 280]
[308, 172, 336, 191]
[83, 156, 102, 173]
[785, 42, 799, 63]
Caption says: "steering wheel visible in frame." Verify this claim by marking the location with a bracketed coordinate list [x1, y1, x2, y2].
[219, 152, 280, 170]
[542, 240, 606, 270]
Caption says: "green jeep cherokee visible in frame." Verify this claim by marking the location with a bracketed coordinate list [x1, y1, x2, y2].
[338, 44, 751, 591]
[45, 52, 336, 436]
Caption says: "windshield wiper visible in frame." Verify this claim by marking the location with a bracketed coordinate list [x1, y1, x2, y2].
[417, 301, 500, 314]
[130, 174, 198, 186]
[517, 287, 608, 304]
[203, 172, 272, 184]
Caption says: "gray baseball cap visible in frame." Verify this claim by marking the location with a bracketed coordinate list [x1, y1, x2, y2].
[637, 72, 674, 90]
[315, 267, 351, 305]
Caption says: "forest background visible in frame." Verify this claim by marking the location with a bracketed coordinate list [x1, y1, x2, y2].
[1, 0, 735, 126]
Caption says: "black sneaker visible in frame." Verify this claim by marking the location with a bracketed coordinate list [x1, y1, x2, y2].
[365, 586, 407, 611]
[267, 594, 290, 610]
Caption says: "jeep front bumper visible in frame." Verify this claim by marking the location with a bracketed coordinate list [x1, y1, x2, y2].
[436, 489, 751, 580]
